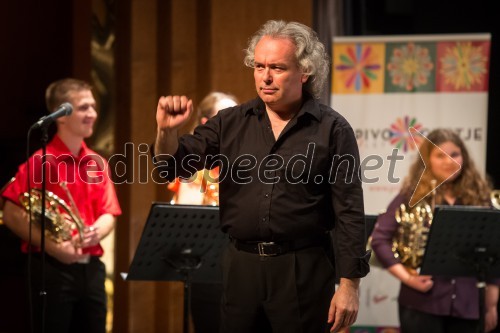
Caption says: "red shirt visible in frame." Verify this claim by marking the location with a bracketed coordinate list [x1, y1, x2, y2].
[2, 135, 122, 256]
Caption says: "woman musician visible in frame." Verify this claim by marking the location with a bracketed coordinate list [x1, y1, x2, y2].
[371, 128, 499, 333]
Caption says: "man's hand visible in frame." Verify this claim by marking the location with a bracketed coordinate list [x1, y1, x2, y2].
[328, 278, 360, 332]
[156, 95, 193, 131]
[485, 304, 498, 333]
[155, 95, 193, 156]
[76, 226, 100, 249]
[46, 240, 90, 264]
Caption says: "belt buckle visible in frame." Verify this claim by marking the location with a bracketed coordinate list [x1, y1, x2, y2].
[257, 242, 277, 257]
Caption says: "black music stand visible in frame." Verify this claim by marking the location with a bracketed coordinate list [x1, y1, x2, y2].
[127, 203, 227, 333]
[420, 205, 500, 333]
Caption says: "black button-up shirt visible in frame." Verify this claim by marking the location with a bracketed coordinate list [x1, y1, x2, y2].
[156, 94, 369, 278]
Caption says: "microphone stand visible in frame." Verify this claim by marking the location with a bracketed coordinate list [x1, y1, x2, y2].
[28, 103, 71, 333]
[38, 125, 49, 333]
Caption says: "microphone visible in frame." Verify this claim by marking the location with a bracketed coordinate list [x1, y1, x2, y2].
[31, 102, 73, 129]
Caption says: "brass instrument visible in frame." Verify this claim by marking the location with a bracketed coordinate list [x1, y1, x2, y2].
[392, 202, 433, 274]
[392, 180, 436, 274]
[19, 184, 85, 243]
[492, 190, 500, 210]
[0, 177, 15, 225]
[386, 186, 498, 273]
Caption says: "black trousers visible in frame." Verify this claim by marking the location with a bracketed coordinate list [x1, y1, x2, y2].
[191, 282, 223, 333]
[28, 255, 107, 333]
[220, 243, 336, 333]
[399, 305, 479, 333]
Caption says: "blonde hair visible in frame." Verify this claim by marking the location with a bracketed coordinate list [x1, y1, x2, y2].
[197, 92, 238, 121]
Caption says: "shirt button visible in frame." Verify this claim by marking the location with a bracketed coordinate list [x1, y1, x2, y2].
[262, 217, 266, 222]
[265, 193, 269, 198]
[451, 279, 456, 284]
[451, 294, 456, 299]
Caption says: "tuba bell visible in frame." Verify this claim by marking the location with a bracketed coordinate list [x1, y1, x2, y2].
[19, 183, 85, 244]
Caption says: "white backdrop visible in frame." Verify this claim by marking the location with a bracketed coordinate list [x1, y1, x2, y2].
[334, 92, 488, 215]
[331, 34, 491, 329]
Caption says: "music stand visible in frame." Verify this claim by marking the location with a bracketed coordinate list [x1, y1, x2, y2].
[127, 203, 227, 333]
[420, 205, 500, 333]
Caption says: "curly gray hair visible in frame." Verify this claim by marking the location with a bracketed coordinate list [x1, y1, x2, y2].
[244, 20, 330, 99]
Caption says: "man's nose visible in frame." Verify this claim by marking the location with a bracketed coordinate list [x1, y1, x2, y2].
[88, 107, 98, 118]
[263, 68, 272, 83]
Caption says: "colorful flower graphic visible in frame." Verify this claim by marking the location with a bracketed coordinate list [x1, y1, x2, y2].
[440, 42, 487, 90]
[335, 44, 381, 91]
[387, 43, 434, 91]
[390, 117, 423, 152]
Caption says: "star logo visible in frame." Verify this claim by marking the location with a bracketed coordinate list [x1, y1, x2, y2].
[390, 116, 423, 152]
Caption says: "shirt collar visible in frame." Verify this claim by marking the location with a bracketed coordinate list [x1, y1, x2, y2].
[246, 92, 321, 121]
[244, 98, 265, 117]
[47, 135, 89, 160]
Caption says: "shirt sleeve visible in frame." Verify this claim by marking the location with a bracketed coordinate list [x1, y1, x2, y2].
[2, 162, 31, 206]
[152, 115, 221, 182]
[370, 193, 406, 268]
[329, 123, 370, 278]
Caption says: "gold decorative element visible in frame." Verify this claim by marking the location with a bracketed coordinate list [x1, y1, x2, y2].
[19, 186, 85, 243]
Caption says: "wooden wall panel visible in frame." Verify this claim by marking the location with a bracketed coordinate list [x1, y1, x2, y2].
[114, 0, 159, 332]
[210, 0, 312, 102]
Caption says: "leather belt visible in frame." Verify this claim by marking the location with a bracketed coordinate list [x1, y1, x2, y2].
[231, 235, 328, 257]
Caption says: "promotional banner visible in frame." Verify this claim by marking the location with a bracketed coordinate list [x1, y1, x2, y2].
[331, 34, 491, 331]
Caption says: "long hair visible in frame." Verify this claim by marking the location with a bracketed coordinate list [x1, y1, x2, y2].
[244, 20, 329, 99]
[402, 128, 491, 206]
[45, 78, 92, 112]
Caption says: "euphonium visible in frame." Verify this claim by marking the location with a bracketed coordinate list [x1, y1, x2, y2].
[19, 182, 85, 243]
[392, 202, 433, 274]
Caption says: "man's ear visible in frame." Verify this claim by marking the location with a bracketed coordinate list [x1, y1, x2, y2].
[301, 74, 309, 84]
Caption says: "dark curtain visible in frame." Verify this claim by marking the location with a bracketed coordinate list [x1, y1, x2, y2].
[312, 0, 344, 106]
